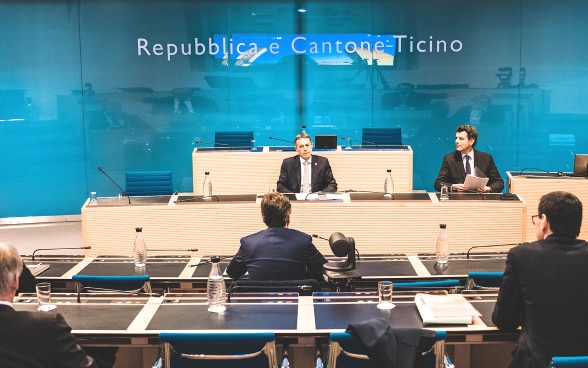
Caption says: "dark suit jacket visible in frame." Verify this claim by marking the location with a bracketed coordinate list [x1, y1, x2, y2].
[276, 154, 337, 193]
[492, 236, 588, 368]
[434, 149, 504, 193]
[226, 227, 327, 281]
[0, 305, 99, 368]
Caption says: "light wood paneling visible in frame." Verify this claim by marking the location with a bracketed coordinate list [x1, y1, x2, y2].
[192, 147, 413, 195]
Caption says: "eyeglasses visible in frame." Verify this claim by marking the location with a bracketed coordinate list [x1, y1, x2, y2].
[531, 214, 542, 225]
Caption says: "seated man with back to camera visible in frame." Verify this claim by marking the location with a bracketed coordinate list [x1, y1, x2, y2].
[276, 133, 337, 193]
[492, 191, 588, 367]
[434, 124, 504, 193]
[0, 242, 116, 368]
[226, 192, 327, 282]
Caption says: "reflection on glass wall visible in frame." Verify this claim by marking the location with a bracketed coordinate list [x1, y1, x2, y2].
[0, 0, 587, 217]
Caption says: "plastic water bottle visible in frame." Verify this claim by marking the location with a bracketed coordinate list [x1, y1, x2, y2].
[384, 169, 394, 197]
[207, 256, 226, 313]
[301, 125, 307, 134]
[435, 224, 449, 264]
[133, 227, 147, 267]
[203, 171, 212, 199]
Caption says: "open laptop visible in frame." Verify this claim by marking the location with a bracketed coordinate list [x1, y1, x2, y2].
[573, 154, 588, 177]
[314, 135, 338, 149]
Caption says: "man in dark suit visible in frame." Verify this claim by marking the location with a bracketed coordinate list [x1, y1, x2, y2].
[226, 192, 327, 281]
[276, 133, 337, 193]
[0, 242, 114, 368]
[434, 124, 504, 193]
[492, 191, 588, 367]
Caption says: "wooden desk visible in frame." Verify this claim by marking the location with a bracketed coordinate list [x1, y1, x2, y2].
[81, 193, 526, 257]
[507, 172, 588, 241]
[192, 146, 413, 195]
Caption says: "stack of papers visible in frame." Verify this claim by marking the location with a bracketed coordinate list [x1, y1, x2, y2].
[415, 293, 481, 325]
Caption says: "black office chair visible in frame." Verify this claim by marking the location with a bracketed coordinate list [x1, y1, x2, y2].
[361, 128, 402, 146]
[125, 170, 174, 196]
[465, 271, 504, 290]
[72, 274, 152, 302]
[214, 131, 254, 149]
[549, 356, 588, 367]
[327, 329, 447, 368]
[227, 279, 321, 300]
[156, 331, 278, 368]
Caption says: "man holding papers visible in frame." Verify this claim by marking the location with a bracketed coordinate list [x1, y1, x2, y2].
[434, 124, 504, 193]
[492, 191, 588, 368]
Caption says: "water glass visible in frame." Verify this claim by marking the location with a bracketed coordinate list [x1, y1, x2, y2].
[36, 282, 57, 311]
[377, 281, 395, 310]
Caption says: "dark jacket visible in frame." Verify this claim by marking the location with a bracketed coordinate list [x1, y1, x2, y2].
[276, 154, 337, 193]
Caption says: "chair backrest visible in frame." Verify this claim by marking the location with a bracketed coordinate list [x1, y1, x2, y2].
[125, 170, 173, 196]
[228, 279, 321, 300]
[549, 356, 588, 367]
[158, 332, 278, 368]
[327, 330, 447, 368]
[465, 271, 504, 290]
[214, 131, 254, 149]
[393, 279, 461, 293]
[72, 274, 151, 302]
[361, 128, 402, 146]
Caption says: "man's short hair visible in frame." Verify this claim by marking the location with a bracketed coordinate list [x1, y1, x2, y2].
[294, 133, 312, 146]
[538, 191, 583, 238]
[456, 124, 478, 147]
[0, 242, 23, 295]
[261, 192, 291, 227]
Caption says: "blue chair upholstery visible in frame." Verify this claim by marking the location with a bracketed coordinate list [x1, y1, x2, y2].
[327, 330, 447, 368]
[465, 271, 504, 290]
[393, 279, 461, 292]
[549, 356, 588, 367]
[214, 131, 254, 149]
[361, 128, 402, 146]
[125, 170, 173, 196]
[158, 332, 278, 368]
[72, 274, 151, 302]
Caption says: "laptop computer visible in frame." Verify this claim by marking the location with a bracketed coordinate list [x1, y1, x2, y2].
[573, 154, 588, 177]
[314, 135, 338, 149]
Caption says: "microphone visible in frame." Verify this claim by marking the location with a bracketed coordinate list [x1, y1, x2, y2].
[148, 248, 199, 252]
[269, 136, 294, 144]
[193, 140, 227, 146]
[341, 137, 377, 146]
[97, 166, 131, 204]
[466, 243, 521, 259]
[32, 246, 91, 261]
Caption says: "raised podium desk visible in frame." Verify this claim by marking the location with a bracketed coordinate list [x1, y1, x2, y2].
[508, 171, 588, 241]
[81, 193, 526, 257]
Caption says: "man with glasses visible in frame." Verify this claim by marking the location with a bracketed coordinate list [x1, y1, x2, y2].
[492, 191, 588, 367]
[434, 124, 504, 193]
[276, 132, 337, 194]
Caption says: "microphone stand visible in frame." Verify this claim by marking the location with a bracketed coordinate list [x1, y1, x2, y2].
[268, 136, 294, 144]
[97, 167, 131, 204]
[32, 246, 91, 261]
[465, 243, 520, 259]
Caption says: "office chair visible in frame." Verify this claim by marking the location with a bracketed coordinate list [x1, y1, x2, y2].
[327, 330, 447, 368]
[549, 356, 588, 367]
[125, 170, 174, 196]
[72, 274, 152, 302]
[214, 131, 254, 149]
[157, 331, 278, 368]
[227, 279, 321, 300]
[464, 271, 504, 290]
[361, 128, 402, 146]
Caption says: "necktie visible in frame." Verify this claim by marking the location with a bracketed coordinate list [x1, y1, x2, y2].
[465, 155, 471, 175]
[302, 160, 310, 193]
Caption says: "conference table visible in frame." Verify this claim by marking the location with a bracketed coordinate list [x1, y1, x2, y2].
[81, 192, 527, 257]
[13, 289, 515, 368]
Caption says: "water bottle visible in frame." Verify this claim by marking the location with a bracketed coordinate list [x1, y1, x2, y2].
[207, 256, 226, 313]
[384, 169, 394, 197]
[133, 227, 147, 267]
[301, 125, 307, 134]
[435, 224, 449, 264]
[203, 171, 212, 199]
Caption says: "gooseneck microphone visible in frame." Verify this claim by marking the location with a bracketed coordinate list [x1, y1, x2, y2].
[341, 137, 377, 146]
[32, 246, 92, 261]
[97, 166, 131, 204]
[466, 243, 521, 259]
[193, 140, 227, 146]
[269, 136, 294, 144]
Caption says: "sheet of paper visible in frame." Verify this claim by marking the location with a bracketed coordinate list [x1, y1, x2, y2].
[464, 174, 489, 191]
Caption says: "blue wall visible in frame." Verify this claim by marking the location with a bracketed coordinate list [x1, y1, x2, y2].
[1, 0, 587, 218]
